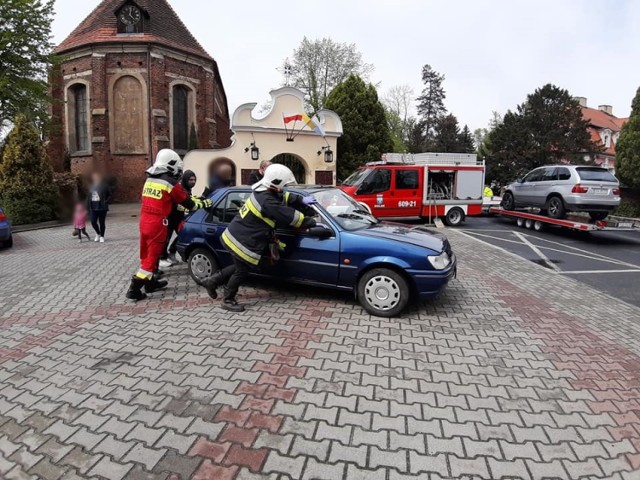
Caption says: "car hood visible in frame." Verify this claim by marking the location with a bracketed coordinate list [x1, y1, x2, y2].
[352, 222, 447, 253]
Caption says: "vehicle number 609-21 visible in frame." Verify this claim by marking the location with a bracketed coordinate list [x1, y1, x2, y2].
[398, 200, 417, 208]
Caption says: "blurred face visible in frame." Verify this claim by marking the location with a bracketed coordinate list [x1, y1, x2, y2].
[218, 165, 232, 180]
[91, 173, 102, 185]
[260, 161, 272, 174]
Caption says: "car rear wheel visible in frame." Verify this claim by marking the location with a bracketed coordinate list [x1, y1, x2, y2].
[502, 192, 515, 210]
[589, 211, 609, 221]
[357, 268, 409, 318]
[443, 208, 465, 227]
[188, 248, 218, 285]
[546, 196, 566, 219]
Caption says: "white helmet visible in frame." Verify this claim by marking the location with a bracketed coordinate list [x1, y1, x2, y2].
[253, 164, 297, 192]
[147, 149, 183, 177]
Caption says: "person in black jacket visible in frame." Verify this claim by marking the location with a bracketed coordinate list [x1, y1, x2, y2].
[87, 173, 112, 243]
[160, 170, 197, 266]
[248, 160, 272, 185]
[202, 163, 233, 197]
[203, 164, 317, 312]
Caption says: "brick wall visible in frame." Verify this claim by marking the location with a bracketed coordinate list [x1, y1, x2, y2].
[48, 47, 232, 202]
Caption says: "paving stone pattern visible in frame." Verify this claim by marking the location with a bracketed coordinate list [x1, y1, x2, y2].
[0, 217, 639, 479]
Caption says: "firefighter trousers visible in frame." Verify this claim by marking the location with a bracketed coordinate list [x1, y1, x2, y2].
[136, 215, 168, 280]
[216, 256, 251, 300]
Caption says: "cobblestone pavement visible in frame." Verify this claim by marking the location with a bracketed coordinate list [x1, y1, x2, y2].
[1, 215, 640, 480]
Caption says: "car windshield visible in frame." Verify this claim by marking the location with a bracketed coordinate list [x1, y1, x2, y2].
[576, 167, 618, 182]
[312, 188, 379, 231]
[341, 169, 372, 187]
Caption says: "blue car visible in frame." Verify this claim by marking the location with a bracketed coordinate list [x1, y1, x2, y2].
[0, 206, 12, 249]
[177, 186, 457, 317]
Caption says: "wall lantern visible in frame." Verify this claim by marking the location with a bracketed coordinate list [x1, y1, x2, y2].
[317, 146, 334, 163]
[245, 134, 260, 161]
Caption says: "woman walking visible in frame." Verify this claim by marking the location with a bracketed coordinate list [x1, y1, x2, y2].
[87, 173, 111, 243]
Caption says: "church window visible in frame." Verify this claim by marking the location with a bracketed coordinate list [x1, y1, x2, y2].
[67, 83, 89, 154]
[171, 84, 195, 152]
[111, 75, 146, 154]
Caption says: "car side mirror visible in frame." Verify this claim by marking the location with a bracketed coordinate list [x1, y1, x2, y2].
[516, 178, 524, 184]
[307, 225, 333, 238]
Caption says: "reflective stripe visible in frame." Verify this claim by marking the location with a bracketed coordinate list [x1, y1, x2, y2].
[142, 179, 173, 200]
[221, 230, 261, 266]
[290, 210, 304, 228]
[284, 192, 291, 204]
[136, 269, 153, 280]
[245, 196, 276, 228]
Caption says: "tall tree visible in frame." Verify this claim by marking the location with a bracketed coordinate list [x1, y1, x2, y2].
[405, 118, 425, 154]
[433, 114, 460, 152]
[416, 65, 446, 149]
[282, 37, 373, 112]
[616, 87, 640, 188]
[458, 125, 475, 153]
[0, 114, 59, 224]
[486, 84, 598, 183]
[0, 0, 57, 126]
[324, 75, 393, 180]
[382, 85, 414, 152]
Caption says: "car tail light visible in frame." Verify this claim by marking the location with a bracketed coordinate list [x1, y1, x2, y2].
[0, 212, 6, 222]
[571, 184, 588, 194]
[613, 188, 621, 196]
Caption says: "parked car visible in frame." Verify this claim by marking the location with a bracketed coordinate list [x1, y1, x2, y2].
[0, 206, 13, 248]
[177, 186, 457, 317]
[501, 165, 621, 220]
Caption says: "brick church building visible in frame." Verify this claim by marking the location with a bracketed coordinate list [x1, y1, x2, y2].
[49, 0, 232, 201]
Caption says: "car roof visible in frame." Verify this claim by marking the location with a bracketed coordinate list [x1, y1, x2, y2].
[226, 185, 339, 194]
[534, 165, 608, 169]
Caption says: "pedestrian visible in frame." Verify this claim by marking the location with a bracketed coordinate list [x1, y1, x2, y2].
[73, 202, 91, 242]
[159, 169, 197, 267]
[202, 163, 233, 197]
[87, 172, 111, 243]
[126, 149, 212, 301]
[248, 160, 272, 186]
[202, 164, 317, 312]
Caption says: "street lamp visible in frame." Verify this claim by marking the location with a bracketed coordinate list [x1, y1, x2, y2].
[245, 134, 260, 161]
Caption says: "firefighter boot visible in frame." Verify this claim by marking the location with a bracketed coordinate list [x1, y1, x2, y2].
[221, 288, 244, 312]
[202, 271, 225, 300]
[126, 277, 148, 301]
[145, 275, 168, 293]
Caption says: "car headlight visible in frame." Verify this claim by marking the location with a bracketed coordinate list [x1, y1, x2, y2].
[428, 252, 451, 270]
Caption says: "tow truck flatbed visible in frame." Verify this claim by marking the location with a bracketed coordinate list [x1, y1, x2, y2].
[489, 207, 640, 232]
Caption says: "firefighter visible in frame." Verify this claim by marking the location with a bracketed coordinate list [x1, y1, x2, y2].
[203, 164, 317, 312]
[126, 149, 212, 301]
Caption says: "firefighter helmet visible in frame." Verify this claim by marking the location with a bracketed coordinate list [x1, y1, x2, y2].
[253, 164, 297, 192]
[147, 149, 183, 177]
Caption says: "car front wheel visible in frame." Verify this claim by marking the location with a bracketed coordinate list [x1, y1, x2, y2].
[357, 268, 410, 317]
[502, 192, 515, 210]
[187, 248, 218, 285]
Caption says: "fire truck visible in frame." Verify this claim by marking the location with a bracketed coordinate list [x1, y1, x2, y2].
[340, 153, 486, 226]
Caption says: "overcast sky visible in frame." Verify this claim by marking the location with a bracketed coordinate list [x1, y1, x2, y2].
[52, 0, 640, 131]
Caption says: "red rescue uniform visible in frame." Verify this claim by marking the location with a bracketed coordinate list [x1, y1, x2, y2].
[136, 173, 197, 280]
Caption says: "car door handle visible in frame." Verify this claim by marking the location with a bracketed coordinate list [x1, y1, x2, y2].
[206, 227, 217, 234]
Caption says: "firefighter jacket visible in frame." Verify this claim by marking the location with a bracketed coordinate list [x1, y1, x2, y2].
[141, 173, 198, 217]
[222, 190, 316, 266]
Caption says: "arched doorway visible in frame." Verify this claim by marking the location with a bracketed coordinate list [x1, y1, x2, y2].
[208, 157, 236, 186]
[271, 153, 307, 184]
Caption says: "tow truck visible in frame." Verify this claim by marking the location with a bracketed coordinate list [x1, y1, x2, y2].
[340, 152, 485, 226]
[489, 207, 640, 232]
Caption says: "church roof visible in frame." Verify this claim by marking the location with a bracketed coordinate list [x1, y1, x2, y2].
[55, 0, 212, 60]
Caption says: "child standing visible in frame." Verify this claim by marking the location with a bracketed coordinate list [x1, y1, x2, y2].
[73, 202, 91, 242]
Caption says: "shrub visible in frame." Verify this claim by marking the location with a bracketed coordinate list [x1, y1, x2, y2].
[0, 114, 60, 225]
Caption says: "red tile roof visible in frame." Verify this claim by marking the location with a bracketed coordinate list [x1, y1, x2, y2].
[55, 0, 212, 60]
[581, 106, 627, 132]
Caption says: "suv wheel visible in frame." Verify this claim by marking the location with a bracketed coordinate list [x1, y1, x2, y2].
[357, 268, 409, 317]
[589, 211, 609, 221]
[443, 208, 465, 227]
[546, 196, 566, 219]
[502, 192, 515, 210]
[188, 248, 218, 285]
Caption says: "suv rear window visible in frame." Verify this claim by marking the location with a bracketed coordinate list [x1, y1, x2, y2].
[576, 167, 617, 182]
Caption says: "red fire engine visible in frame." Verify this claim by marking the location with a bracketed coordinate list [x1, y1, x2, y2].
[340, 153, 486, 226]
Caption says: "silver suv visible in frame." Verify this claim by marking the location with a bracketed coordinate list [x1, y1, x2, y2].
[502, 165, 621, 221]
